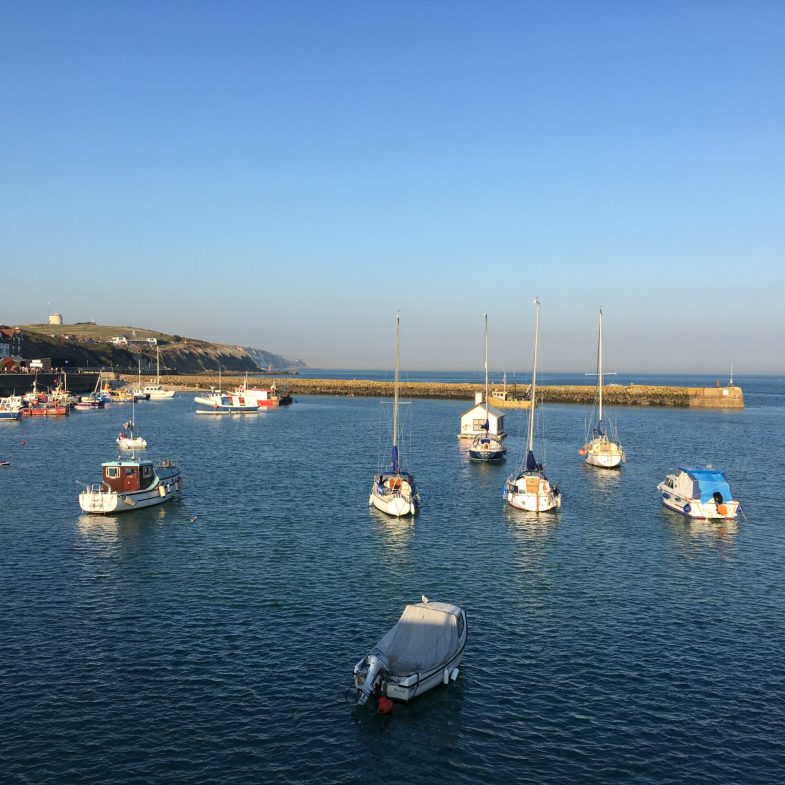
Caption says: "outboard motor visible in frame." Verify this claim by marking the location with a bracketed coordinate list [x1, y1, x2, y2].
[356, 653, 388, 706]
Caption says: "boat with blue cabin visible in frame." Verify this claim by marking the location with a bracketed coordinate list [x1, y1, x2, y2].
[657, 467, 740, 520]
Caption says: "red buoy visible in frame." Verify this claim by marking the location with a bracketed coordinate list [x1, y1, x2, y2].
[377, 696, 393, 715]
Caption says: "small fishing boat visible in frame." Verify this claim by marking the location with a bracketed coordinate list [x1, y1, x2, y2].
[353, 597, 467, 706]
[468, 314, 506, 462]
[0, 404, 21, 421]
[74, 376, 105, 409]
[78, 457, 181, 514]
[232, 376, 292, 407]
[22, 404, 69, 417]
[194, 391, 260, 414]
[369, 314, 419, 517]
[580, 309, 624, 468]
[657, 467, 740, 520]
[504, 299, 561, 513]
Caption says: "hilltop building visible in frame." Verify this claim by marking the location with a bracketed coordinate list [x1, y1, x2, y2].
[48, 313, 63, 325]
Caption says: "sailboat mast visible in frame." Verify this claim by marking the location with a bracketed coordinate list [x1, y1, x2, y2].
[597, 309, 603, 430]
[392, 313, 400, 471]
[483, 313, 489, 420]
[156, 346, 161, 385]
[527, 299, 540, 454]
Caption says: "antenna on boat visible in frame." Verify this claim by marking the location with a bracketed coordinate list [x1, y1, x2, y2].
[729, 364, 734, 386]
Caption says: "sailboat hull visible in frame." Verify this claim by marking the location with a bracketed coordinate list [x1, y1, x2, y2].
[369, 474, 418, 517]
[469, 435, 507, 462]
[504, 474, 561, 512]
[583, 437, 624, 468]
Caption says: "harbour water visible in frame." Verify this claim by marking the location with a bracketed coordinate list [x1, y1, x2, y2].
[2, 376, 784, 784]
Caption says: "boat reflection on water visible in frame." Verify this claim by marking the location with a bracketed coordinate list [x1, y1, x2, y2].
[504, 505, 560, 542]
[581, 463, 622, 490]
[369, 507, 414, 556]
[76, 505, 175, 544]
[665, 513, 739, 545]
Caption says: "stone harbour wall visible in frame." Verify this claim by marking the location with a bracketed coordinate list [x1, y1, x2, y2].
[120, 374, 744, 409]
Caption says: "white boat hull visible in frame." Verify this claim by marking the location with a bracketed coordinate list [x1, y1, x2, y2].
[583, 437, 624, 468]
[354, 605, 467, 703]
[369, 487, 417, 517]
[79, 468, 181, 514]
[657, 484, 739, 520]
[116, 437, 147, 450]
[505, 473, 561, 512]
[147, 390, 176, 399]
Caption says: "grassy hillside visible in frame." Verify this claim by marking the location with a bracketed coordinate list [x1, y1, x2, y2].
[18, 323, 295, 373]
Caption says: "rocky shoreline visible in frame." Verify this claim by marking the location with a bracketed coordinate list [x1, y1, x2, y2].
[120, 374, 744, 408]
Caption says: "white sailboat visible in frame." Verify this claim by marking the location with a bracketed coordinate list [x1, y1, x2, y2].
[369, 314, 419, 517]
[469, 314, 506, 462]
[504, 299, 561, 512]
[581, 309, 624, 468]
[116, 397, 147, 450]
[144, 346, 176, 399]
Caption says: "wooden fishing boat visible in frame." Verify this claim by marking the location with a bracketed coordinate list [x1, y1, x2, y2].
[78, 457, 181, 514]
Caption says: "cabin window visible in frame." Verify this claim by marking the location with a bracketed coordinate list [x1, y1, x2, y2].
[106, 467, 120, 479]
[456, 614, 465, 637]
[142, 466, 152, 477]
[472, 418, 487, 430]
[125, 468, 136, 476]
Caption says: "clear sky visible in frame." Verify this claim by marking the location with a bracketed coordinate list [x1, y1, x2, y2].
[1, 1, 783, 373]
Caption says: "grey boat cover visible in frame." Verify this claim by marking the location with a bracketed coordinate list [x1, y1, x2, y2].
[373, 601, 463, 675]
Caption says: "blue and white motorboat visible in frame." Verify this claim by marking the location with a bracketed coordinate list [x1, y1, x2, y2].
[657, 467, 740, 520]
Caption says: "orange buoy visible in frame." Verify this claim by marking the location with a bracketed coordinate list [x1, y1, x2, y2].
[578, 448, 586, 456]
[377, 696, 393, 715]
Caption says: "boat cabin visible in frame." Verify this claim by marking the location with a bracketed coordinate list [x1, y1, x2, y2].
[666, 467, 734, 503]
[458, 397, 505, 439]
[102, 460, 156, 493]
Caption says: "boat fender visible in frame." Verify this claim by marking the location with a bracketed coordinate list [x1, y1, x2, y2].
[578, 448, 587, 456]
[377, 696, 393, 715]
[159, 485, 167, 497]
[450, 668, 459, 682]
[443, 668, 450, 685]
[683, 503, 691, 514]
[718, 503, 728, 516]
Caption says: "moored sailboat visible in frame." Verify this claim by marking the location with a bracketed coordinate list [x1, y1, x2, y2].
[369, 314, 419, 517]
[469, 314, 506, 462]
[144, 347, 176, 399]
[504, 299, 561, 513]
[581, 309, 624, 468]
[116, 398, 147, 450]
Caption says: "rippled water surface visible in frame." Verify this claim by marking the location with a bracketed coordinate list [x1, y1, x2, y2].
[2, 380, 785, 784]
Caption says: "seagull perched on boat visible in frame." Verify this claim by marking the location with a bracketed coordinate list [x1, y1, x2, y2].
[421, 594, 429, 604]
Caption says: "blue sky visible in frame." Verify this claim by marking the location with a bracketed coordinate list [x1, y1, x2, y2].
[1, 1, 783, 372]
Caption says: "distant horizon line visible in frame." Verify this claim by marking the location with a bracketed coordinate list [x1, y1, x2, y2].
[299, 367, 781, 378]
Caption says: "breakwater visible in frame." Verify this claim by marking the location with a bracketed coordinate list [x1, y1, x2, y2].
[121, 374, 744, 408]
[0, 372, 100, 396]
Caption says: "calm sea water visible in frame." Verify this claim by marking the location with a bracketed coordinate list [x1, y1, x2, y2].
[2, 378, 785, 784]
